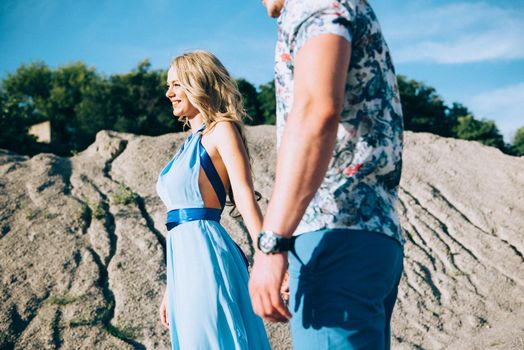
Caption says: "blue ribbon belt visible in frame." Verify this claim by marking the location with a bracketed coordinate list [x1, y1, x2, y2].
[165, 207, 249, 269]
[166, 207, 222, 231]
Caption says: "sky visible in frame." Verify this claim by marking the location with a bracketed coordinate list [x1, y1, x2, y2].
[1, 0, 523, 141]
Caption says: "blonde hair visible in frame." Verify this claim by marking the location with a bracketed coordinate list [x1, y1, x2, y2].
[170, 50, 249, 140]
[170, 50, 258, 210]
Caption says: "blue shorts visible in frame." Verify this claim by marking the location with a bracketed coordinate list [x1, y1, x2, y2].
[288, 229, 403, 350]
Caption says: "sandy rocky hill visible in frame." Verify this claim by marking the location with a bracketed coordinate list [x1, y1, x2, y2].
[1, 125, 523, 350]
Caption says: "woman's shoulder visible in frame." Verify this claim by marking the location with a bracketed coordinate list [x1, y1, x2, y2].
[207, 121, 241, 139]
[203, 121, 244, 154]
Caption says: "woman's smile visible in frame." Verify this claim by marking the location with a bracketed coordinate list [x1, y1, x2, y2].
[165, 66, 199, 118]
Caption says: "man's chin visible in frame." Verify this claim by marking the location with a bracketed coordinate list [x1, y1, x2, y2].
[268, 8, 281, 18]
[265, 0, 283, 18]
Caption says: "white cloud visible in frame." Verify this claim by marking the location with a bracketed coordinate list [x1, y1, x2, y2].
[383, 2, 524, 64]
[395, 31, 524, 64]
[469, 82, 524, 141]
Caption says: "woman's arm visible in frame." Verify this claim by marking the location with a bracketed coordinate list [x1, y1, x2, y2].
[210, 122, 264, 248]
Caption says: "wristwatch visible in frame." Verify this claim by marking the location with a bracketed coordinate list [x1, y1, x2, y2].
[257, 230, 294, 254]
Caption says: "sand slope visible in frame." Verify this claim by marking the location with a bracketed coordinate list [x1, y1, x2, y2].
[0, 126, 523, 349]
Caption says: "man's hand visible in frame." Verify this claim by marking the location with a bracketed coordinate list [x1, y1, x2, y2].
[249, 251, 292, 322]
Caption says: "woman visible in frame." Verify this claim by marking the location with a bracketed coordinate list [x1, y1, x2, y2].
[157, 50, 271, 350]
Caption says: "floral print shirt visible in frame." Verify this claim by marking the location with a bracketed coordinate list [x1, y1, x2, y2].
[275, 0, 404, 244]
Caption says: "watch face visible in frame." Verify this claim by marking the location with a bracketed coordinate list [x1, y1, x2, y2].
[259, 232, 278, 253]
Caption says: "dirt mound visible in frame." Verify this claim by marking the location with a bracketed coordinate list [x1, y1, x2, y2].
[1, 126, 523, 349]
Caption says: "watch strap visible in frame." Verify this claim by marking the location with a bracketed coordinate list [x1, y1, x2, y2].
[278, 235, 295, 252]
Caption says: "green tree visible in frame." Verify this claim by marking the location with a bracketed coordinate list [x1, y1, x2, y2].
[0, 60, 181, 156]
[236, 78, 263, 125]
[0, 90, 41, 154]
[446, 102, 470, 135]
[4, 61, 516, 158]
[1, 62, 52, 126]
[257, 80, 276, 125]
[105, 60, 179, 136]
[397, 75, 451, 136]
[74, 77, 113, 146]
[50, 62, 103, 152]
[1, 62, 54, 154]
[512, 127, 524, 156]
[3, 61, 105, 154]
[454, 115, 506, 150]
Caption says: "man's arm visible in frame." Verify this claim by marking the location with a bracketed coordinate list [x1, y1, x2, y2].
[249, 34, 351, 322]
[264, 33, 350, 237]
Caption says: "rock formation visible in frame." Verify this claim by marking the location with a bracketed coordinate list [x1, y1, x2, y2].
[1, 125, 523, 349]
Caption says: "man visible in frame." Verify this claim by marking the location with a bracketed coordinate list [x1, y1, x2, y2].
[249, 0, 405, 349]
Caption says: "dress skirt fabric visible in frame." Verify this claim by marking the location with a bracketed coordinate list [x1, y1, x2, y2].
[166, 220, 269, 349]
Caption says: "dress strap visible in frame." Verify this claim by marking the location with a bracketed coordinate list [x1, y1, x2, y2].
[194, 123, 226, 209]
[198, 143, 227, 209]
[195, 123, 206, 133]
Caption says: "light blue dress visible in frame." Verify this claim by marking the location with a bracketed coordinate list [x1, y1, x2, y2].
[156, 124, 271, 350]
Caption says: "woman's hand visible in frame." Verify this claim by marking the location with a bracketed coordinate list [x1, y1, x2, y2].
[280, 271, 290, 303]
[159, 290, 169, 329]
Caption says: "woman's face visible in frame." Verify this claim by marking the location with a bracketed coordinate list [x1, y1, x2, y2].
[166, 67, 199, 118]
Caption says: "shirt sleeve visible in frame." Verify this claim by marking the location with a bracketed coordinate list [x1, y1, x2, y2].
[290, 1, 354, 59]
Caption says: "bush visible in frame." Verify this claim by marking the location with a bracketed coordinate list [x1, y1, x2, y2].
[112, 183, 137, 205]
